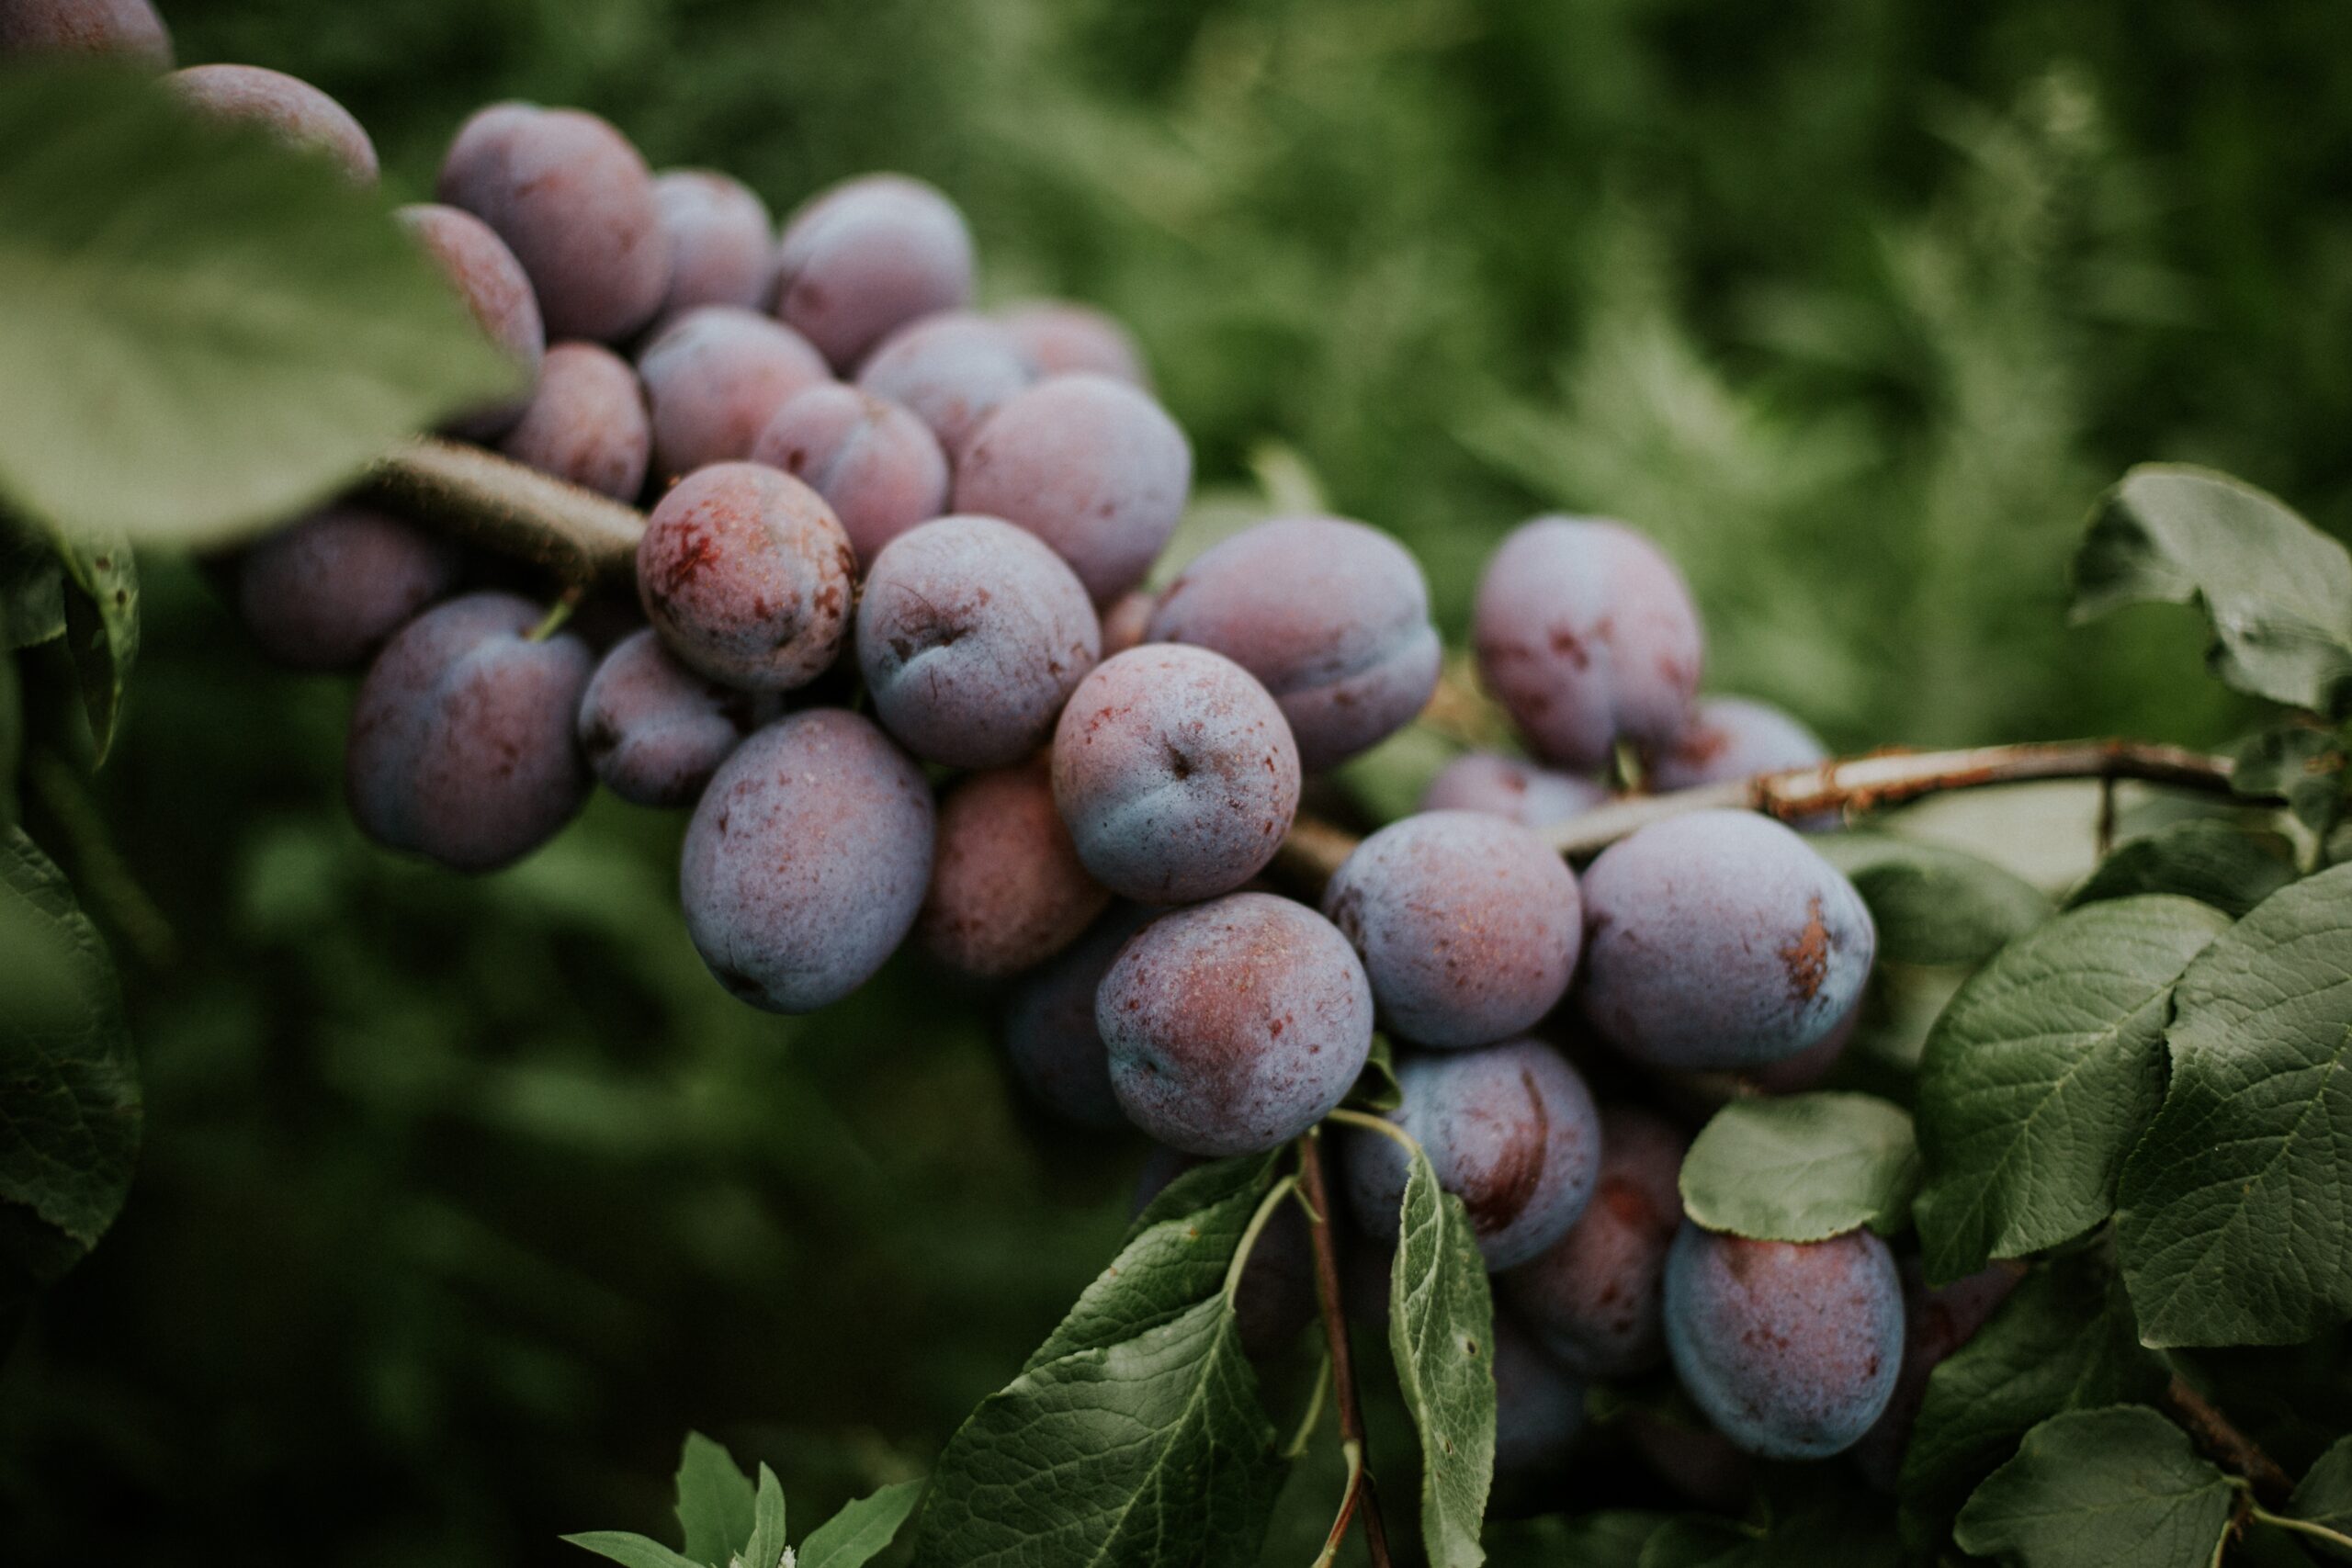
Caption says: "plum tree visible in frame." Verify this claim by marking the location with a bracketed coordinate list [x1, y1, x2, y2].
[854, 310, 1036, 457]
[1050, 645, 1299, 903]
[919, 759, 1111, 978]
[575, 627, 763, 808]
[497, 342, 650, 502]
[679, 709, 934, 1013]
[1146, 515, 1441, 771]
[752, 385, 948, 567]
[634, 462, 855, 693]
[856, 515, 1100, 769]
[649, 169, 776, 324]
[167, 64, 378, 182]
[636, 307, 831, 482]
[1577, 809, 1875, 1071]
[1662, 1224, 1905, 1460]
[234, 503, 460, 672]
[1501, 1107, 1687, 1377]
[775, 174, 974, 369]
[1097, 893, 1372, 1156]
[1321, 809, 1581, 1047]
[1419, 751, 1609, 829]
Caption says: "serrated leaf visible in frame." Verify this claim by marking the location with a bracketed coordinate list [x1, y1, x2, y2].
[1953, 1406, 2236, 1568]
[740, 1465, 787, 1568]
[1487, 1509, 1670, 1568]
[2288, 1436, 2352, 1561]
[55, 532, 134, 763]
[908, 1163, 1283, 1568]
[1350, 1034, 1402, 1113]
[2233, 726, 2348, 838]
[2071, 465, 2352, 716]
[2118, 863, 2352, 1346]
[2067, 819, 2298, 919]
[797, 1481, 922, 1568]
[0, 514, 63, 651]
[1389, 1140, 1496, 1568]
[561, 1534, 707, 1568]
[1900, 1253, 2168, 1534]
[1813, 833, 2050, 968]
[1913, 896, 2229, 1283]
[0, 69, 519, 548]
[0, 827, 140, 1296]
[1679, 1093, 1918, 1241]
[673, 1432, 756, 1566]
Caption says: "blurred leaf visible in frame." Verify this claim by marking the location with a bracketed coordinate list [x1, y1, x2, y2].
[0, 515, 62, 652]
[1914, 897, 2228, 1283]
[2119, 863, 2352, 1346]
[673, 1432, 756, 1567]
[740, 1466, 787, 1568]
[2067, 819, 2298, 919]
[1679, 1093, 1919, 1242]
[1814, 834, 2050, 968]
[1387, 1134, 1495, 1568]
[2233, 725, 2349, 839]
[2289, 1437, 2352, 1561]
[54, 532, 135, 764]
[797, 1481, 922, 1568]
[561, 1534, 705, 1568]
[0, 655, 18, 827]
[0, 826, 139, 1297]
[0, 67, 519, 547]
[1953, 1406, 2234, 1568]
[2071, 465, 2352, 716]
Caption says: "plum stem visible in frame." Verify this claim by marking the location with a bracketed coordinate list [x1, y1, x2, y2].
[1226, 1174, 1300, 1304]
[1298, 1130, 1394, 1568]
[2164, 1373, 2296, 1506]
[2244, 1500, 2352, 1552]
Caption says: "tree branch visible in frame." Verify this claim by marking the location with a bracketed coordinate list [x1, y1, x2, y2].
[363, 437, 643, 585]
[2163, 1373, 2296, 1507]
[1298, 1130, 1394, 1568]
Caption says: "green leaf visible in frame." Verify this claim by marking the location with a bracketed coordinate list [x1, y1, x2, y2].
[2067, 819, 2298, 919]
[0, 69, 519, 548]
[2288, 1436, 2352, 1560]
[2118, 863, 2352, 1346]
[797, 1481, 922, 1568]
[908, 1163, 1283, 1568]
[1953, 1406, 2236, 1568]
[1488, 1510, 1670, 1568]
[1388, 1136, 1497, 1568]
[1913, 896, 2229, 1283]
[1679, 1092, 1919, 1242]
[673, 1432, 755, 1567]
[0, 514, 63, 652]
[0, 826, 140, 1296]
[1899, 1253, 2167, 1535]
[55, 532, 135, 764]
[1814, 833, 2050, 968]
[560, 1534, 706, 1568]
[1350, 1033, 1403, 1113]
[2071, 465, 2352, 716]
[740, 1465, 787, 1568]
[2233, 726, 2348, 839]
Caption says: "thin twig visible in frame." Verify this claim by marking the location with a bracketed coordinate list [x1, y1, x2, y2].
[1298, 1131, 1393, 1568]
[363, 437, 644, 585]
[2163, 1374, 2295, 1507]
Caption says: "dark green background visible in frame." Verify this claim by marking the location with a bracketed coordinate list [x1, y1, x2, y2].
[5, 0, 2349, 1562]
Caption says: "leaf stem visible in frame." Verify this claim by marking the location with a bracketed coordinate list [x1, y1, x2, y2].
[2163, 1374, 2296, 1507]
[1325, 1106, 1421, 1160]
[1297, 1131, 1394, 1568]
[2245, 1502, 2352, 1553]
[1284, 1353, 1332, 1461]
[1227, 1174, 1300, 1305]
[364, 437, 644, 586]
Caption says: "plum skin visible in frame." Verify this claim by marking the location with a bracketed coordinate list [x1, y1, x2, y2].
[775, 174, 975, 370]
[679, 709, 935, 1014]
[168, 64, 378, 182]
[1322, 809, 1581, 1048]
[1577, 808, 1875, 1071]
[1001, 904, 1155, 1130]
[1492, 1309, 1587, 1480]
[1661, 1224, 1905, 1461]
[1097, 892, 1374, 1156]
[855, 310, 1036, 457]
[235, 503, 459, 671]
[575, 627, 760, 807]
[752, 385, 948, 568]
[1344, 1037, 1601, 1270]
[921, 759, 1110, 979]
[1500, 1106, 1688, 1377]
[636, 306, 831, 482]
[1419, 751, 1609, 829]
[650, 169, 776, 323]
[999, 299, 1148, 386]
[498, 341, 650, 502]
[398, 203, 546, 440]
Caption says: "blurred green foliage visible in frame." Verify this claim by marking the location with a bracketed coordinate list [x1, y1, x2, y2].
[5, 0, 2352, 1562]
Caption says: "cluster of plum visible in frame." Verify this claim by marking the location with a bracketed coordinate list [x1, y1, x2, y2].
[20, 0, 2013, 1513]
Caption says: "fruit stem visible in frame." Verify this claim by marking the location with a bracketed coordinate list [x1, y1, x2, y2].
[1298, 1130, 1394, 1568]
[2245, 1502, 2352, 1553]
[2164, 1373, 2295, 1507]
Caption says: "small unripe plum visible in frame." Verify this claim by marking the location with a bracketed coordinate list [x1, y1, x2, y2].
[680, 708, 934, 1013]
[635, 462, 855, 693]
[1473, 517, 1703, 771]
[921, 758, 1111, 978]
[576, 626, 762, 807]
[954, 375, 1192, 604]
[999, 299, 1148, 386]
[752, 384, 948, 567]
[857, 515, 1100, 769]
[1344, 1037, 1600, 1269]
[1492, 1309, 1587, 1480]
[498, 342, 650, 501]
[398, 202, 545, 440]
[1662, 1224, 1905, 1461]
[1501, 1107, 1687, 1377]
[1098, 893, 1373, 1156]
[1851, 1262, 2020, 1489]
[1002, 904, 1154, 1130]
[1051, 645, 1300, 905]
[1147, 516, 1441, 771]
[235, 503, 459, 671]
[775, 174, 974, 369]
[1322, 810, 1581, 1048]
[1136, 1145, 1317, 1357]
[168, 64, 376, 182]
[1651, 695, 1827, 791]
[1419, 751, 1609, 830]
[0, 0, 170, 65]
[1577, 809, 1875, 1071]
[650, 169, 777, 322]
[1099, 591, 1155, 657]
[437, 102, 671, 343]
[855, 310, 1036, 457]
[637, 306, 831, 482]
[345, 592, 593, 872]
